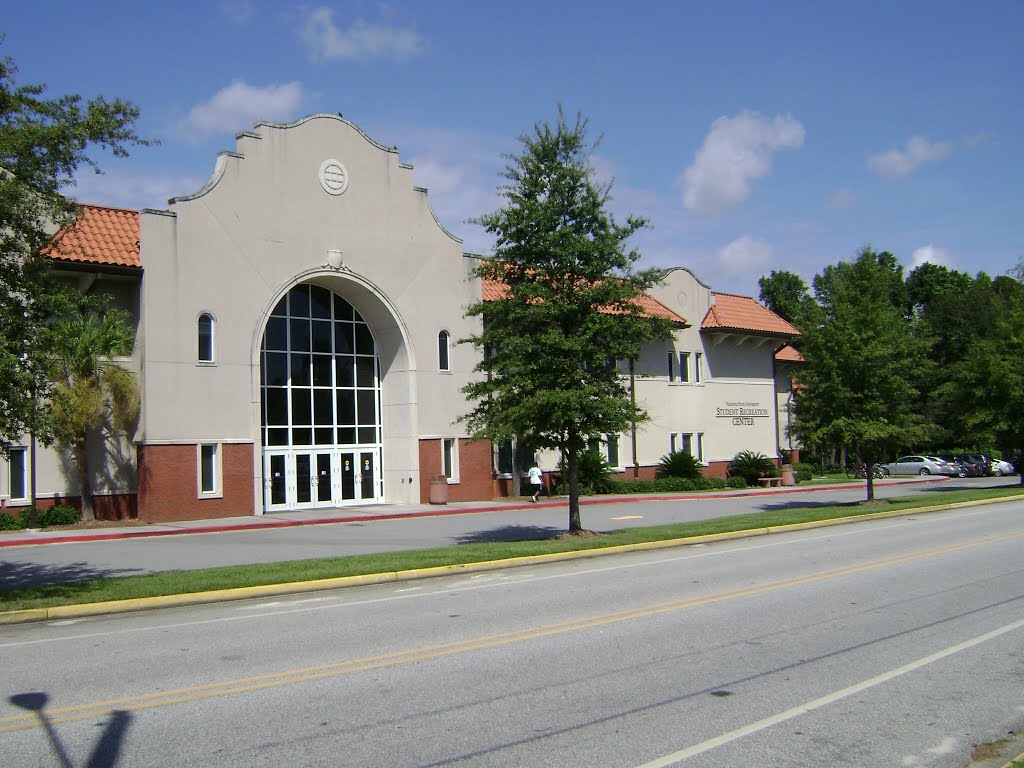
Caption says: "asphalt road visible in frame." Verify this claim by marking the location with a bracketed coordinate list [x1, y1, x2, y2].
[2, 498, 1022, 766]
[0, 476, 1018, 590]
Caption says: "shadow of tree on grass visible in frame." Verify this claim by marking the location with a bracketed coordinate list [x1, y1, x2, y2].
[456, 525, 564, 545]
[0, 560, 144, 592]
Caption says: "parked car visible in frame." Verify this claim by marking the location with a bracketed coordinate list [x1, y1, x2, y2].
[991, 458, 1016, 476]
[883, 455, 954, 476]
[935, 454, 968, 477]
[962, 453, 993, 476]
[926, 456, 963, 476]
[948, 454, 984, 477]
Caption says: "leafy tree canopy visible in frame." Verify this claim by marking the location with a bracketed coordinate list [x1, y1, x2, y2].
[0, 44, 151, 451]
[758, 269, 810, 328]
[461, 109, 674, 530]
[792, 248, 934, 499]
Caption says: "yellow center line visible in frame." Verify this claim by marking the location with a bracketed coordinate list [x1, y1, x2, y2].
[3, 529, 1021, 733]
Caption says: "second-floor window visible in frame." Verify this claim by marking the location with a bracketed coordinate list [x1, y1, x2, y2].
[438, 330, 451, 371]
[198, 313, 215, 363]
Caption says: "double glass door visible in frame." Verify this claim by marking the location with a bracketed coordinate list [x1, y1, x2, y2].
[265, 449, 379, 510]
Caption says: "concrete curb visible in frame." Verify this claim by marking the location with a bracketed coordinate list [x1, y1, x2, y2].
[2, 493, 1018, 626]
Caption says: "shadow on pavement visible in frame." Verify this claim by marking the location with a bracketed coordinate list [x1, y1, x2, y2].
[0, 560, 145, 591]
[456, 524, 564, 544]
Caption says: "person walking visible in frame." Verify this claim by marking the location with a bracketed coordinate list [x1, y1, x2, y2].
[528, 462, 544, 503]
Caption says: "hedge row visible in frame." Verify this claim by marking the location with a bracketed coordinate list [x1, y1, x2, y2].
[0, 505, 80, 531]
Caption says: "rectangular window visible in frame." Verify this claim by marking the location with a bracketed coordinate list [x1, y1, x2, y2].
[606, 434, 620, 468]
[678, 352, 690, 383]
[694, 352, 702, 383]
[438, 331, 451, 372]
[198, 443, 220, 496]
[667, 351, 675, 382]
[681, 433, 693, 456]
[443, 438, 459, 482]
[8, 447, 27, 501]
[670, 432, 678, 454]
[696, 433, 704, 462]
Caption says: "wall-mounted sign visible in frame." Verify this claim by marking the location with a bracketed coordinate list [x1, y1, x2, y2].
[716, 401, 770, 426]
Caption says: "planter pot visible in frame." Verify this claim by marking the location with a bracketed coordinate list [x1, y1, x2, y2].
[429, 475, 449, 504]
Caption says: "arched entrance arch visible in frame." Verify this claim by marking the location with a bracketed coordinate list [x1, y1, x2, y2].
[258, 278, 417, 511]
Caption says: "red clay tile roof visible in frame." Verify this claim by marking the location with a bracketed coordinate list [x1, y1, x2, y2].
[44, 204, 141, 268]
[702, 292, 799, 337]
[775, 344, 804, 362]
[480, 274, 688, 324]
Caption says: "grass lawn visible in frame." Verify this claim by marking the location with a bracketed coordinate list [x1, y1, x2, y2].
[2, 486, 1022, 613]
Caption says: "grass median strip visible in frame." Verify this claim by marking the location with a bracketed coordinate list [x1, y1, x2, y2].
[2, 486, 1022, 613]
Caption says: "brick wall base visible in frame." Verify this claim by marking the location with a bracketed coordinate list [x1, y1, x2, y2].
[418, 438, 494, 503]
[2, 494, 138, 522]
[138, 443, 254, 523]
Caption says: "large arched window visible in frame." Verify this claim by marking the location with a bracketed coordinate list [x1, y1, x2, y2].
[260, 284, 383, 510]
[198, 313, 215, 363]
[438, 330, 451, 371]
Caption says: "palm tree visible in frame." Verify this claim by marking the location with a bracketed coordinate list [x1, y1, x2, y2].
[46, 307, 138, 521]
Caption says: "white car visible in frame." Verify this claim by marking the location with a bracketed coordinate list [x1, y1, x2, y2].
[883, 455, 951, 476]
[992, 459, 1016, 476]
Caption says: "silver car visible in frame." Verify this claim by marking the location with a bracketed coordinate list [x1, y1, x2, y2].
[882, 455, 951, 476]
[992, 459, 1016, 476]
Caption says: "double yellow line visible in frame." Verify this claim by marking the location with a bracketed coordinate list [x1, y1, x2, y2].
[4, 529, 1022, 734]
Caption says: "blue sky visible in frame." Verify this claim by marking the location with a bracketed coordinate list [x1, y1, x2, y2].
[4, 1, 1022, 298]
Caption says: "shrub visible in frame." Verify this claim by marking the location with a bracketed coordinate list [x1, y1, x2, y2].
[655, 451, 703, 480]
[0, 512, 23, 531]
[653, 477, 695, 492]
[42, 505, 80, 527]
[558, 451, 615, 495]
[612, 479, 657, 494]
[796, 468, 814, 483]
[727, 450, 779, 486]
[726, 476, 748, 489]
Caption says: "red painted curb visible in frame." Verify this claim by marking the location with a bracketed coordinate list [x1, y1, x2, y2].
[0, 477, 942, 548]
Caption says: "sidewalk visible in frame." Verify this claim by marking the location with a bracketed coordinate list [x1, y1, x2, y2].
[0, 478, 924, 548]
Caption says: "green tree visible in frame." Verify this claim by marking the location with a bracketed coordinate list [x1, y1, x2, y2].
[461, 110, 674, 532]
[792, 248, 933, 501]
[45, 306, 138, 520]
[0, 45, 150, 451]
[758, 269, 811, 328]
[939, 275, 1024, 479]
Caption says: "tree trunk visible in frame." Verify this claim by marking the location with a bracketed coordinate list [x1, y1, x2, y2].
[566, 447, 582, 532]
[865, 470, 875, 502]
[511, 435, 521, 497]
[76, 438, 94, 521]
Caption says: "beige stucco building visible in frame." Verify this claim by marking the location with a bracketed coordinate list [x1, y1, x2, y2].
[1, 114, 798, 522]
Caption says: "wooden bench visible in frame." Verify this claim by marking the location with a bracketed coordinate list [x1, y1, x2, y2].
[757, 476, 783, 488]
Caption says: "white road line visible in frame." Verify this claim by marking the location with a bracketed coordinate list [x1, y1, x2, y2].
[635, 617, 1024, 767]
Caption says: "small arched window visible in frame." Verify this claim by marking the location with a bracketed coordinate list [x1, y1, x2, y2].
[198, 313, 215, 363]
[438, 330, 451, 371]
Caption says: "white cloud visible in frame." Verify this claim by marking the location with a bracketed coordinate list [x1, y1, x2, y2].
[909, 244, 954, 270]
[182, 81, 304, 137]
[828, 187, 855, 210]
[220, 0, 253, 24]
[716, 236, 774, 278]
[71, 169, 206, 210]
[868, 136, 952, 179]
[301, 7, 425, 61]
[681, 111, 805, 216]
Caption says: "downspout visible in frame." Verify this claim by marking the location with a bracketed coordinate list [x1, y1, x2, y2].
[630, 357, 639, 479]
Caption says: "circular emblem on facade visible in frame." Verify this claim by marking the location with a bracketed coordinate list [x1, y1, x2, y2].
[319, 159, 350, 196]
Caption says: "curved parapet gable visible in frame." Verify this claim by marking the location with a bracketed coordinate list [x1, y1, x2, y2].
[412, 185, 462, 245]
[169, 151, 242, 205]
